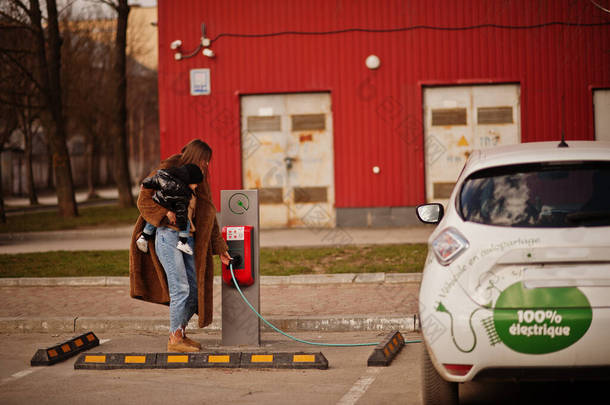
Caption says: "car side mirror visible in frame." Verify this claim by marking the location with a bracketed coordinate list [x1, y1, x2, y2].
[416, 203, 445, 224]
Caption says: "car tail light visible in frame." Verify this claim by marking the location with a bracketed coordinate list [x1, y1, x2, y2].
[431, 227, 469, 266]
[443, 363, 473, 376]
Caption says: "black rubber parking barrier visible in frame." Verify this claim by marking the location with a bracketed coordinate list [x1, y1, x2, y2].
[367, 330, 405, 366]
[241, 352, 328, 369]
[74, 352, 239, 370]
[74, 352, 157, 370]
[74, 351, 327, 370]
[156, 352, 241, 369]
[31, 331, 99, 366]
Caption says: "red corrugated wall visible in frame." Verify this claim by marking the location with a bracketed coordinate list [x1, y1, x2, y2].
[157, 0, 610, 209]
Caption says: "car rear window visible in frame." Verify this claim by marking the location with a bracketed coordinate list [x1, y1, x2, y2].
[459, 161, 610, 227]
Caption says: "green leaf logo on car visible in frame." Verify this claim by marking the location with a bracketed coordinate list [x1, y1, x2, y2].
[492, 282, 592, 354]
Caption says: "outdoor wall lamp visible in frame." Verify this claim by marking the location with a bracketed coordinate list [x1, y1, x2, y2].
[171, 23, 215, 61]
[171, 39, 183, 60]
[365, 54, 381, 70]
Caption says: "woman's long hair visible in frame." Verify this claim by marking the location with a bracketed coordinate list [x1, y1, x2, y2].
[179, 139, 212, 166]
[178, 139, 213, 199]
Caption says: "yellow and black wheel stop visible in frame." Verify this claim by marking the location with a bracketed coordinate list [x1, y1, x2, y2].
[367, 330, 405, 367]
[74, 351, 328, 370]
[31, 332, 100, 366]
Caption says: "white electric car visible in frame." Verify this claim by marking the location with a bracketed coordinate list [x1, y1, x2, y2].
[416, 141, 610, 405]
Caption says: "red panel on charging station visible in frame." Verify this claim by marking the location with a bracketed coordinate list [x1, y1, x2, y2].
[222, 226, 254, 287]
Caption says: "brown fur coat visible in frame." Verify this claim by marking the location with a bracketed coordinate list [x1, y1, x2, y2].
[129, 154, 228, 328]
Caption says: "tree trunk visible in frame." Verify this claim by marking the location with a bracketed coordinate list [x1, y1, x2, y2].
[24, 124, 39, 205]
[41, 120, 54, 190]
[0, 149, 6, 223]
[112, 0, 134, 208]
[30, 0, 78, 217]
[46, 144, 54, 190]
[104, 137, 113, 186]
[0, 108, 18, 222]
[86, 133, 99, 200]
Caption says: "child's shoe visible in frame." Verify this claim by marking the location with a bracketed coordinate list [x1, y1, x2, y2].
[177, 241, 193, 255]
[136, 235, 149, 253]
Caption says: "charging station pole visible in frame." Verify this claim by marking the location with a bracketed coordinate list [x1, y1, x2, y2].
[220, 190, 260, 346]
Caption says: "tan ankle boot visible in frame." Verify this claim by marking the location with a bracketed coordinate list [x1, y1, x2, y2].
[167, 329, 200, 353]
[181, 327, 202, 349]
[167, 339, 199, 353]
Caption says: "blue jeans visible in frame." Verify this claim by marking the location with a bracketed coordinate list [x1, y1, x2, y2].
[155, 226, 197, 333]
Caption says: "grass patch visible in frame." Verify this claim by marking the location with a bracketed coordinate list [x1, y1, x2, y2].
[0, 205, 140, 233]
[0, 250, 129, 277]
[0, 244, 427, 278]
[259, 244, 427, 275]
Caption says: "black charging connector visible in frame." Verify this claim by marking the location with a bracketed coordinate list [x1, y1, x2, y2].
[228, 254, 242, 269]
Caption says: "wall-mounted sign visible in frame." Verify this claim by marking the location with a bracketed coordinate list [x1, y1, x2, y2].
[190, 68, 210, 96]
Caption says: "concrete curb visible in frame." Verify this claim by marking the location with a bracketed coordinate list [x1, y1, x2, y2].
[0, 276, 130, 287]
[0, 273, 422, 287]
[0, 315, 419, 334]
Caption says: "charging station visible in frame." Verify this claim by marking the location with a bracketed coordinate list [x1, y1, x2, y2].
[220, 190, 260, 346]
[217, 190, 418, 357]
[221, 226, 255, 287]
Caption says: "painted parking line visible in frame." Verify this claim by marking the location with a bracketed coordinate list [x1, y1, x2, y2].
[336, 367, 382, 405]
[0, 368, 41, 386]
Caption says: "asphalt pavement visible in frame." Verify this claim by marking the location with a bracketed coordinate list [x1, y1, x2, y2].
[3, 193, 607, 405]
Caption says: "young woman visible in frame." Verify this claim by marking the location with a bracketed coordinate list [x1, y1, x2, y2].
[129, 139, 231, 352]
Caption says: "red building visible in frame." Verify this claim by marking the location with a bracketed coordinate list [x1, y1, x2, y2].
[157, 0, 610, 228]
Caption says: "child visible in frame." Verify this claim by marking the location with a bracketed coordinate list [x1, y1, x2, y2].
[136, 163, 203, 255]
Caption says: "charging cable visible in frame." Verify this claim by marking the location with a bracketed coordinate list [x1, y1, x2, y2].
[229, 262, 422, 347]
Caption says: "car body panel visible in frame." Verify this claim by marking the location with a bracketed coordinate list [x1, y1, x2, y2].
[418, 141, 610, 383]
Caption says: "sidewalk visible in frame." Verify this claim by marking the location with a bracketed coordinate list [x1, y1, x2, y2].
[0, 225, 433, 254]
[1, 190, 431, 334]
[0, 226, 428, 333]
[0, 273, 422, 334]
[4, 186, 136, 210]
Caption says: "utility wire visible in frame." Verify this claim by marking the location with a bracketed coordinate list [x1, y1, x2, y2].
[211, 21, 610, 44]
[590, 0, 610, 14]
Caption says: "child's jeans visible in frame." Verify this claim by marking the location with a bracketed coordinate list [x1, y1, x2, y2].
[143, 222, 156, 236]
[178, 221, 191, 240]
[143, 221, 190, 240]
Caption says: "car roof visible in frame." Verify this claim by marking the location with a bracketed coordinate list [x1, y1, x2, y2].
[463, 141, 610, 175]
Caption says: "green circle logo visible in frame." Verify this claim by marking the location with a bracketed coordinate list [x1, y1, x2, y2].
[493, 282, 592, 354]
[228, 193, 250, 215]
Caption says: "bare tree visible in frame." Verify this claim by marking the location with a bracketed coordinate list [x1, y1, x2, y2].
[2, 1, 157, 210]
[98, 0, 134, 208]
[61, 13, 114, 201]
[0, 0, 78, 217]
[0, 8, 40, 205]
[0, 104, 18, 223]
[17, 99, 40, 205]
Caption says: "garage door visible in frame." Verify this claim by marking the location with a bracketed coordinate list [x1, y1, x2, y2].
[423, 84, 521, 203]
[241, 93, 335, 228]
[594, 89, 610, 141]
